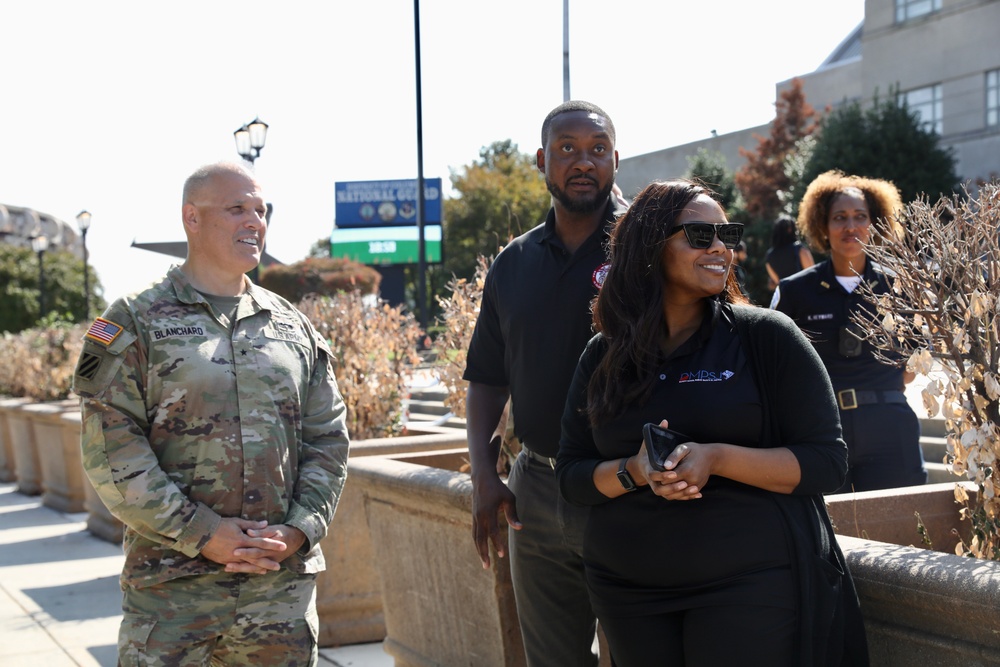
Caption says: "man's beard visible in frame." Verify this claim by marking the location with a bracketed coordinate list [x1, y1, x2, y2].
[546, 177, 614, 214]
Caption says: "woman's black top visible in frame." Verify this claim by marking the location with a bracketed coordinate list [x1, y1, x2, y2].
[766, 242, 806, 280]
[557, 303, 867, 665]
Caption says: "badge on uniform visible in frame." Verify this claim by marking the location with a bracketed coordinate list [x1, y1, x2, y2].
[85, 317, 124, 346]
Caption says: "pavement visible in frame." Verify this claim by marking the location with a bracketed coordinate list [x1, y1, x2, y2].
[0, 365, 945, 666]
[0, 482, 392, 667]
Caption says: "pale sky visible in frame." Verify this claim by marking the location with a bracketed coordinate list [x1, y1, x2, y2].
[2, 0, 864, 303]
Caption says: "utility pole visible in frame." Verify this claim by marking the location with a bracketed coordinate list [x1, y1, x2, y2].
[563, 0, 570, 101]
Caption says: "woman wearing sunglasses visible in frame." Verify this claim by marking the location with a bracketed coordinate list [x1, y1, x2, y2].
[557, 179, 867, 666]
[771, 171, 927, 493]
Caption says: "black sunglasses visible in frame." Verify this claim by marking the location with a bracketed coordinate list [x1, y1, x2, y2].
[671, 222, 745, 250]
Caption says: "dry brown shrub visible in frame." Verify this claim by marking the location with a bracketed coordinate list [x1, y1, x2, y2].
[432, 255, 490, 418]
[853, 181, 1000, 560]
[432, 255, 520, 472]
[0, 323, 85, 400]
[298, 291, 422, 441]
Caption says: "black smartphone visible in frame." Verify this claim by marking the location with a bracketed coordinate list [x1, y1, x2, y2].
[643, 423, 691, 472]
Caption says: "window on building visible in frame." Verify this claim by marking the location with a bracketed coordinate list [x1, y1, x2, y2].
[988, 70, 1000, 127]
[899, 84, 943, 135]
[896, 0, 942, 22]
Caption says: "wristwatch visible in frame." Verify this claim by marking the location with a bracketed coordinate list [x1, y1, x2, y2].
[617, 457, 637, 492]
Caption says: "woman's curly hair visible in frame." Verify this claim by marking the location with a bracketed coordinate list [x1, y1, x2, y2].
[796, 170, 905, 253]
[587, 179, 748, 427]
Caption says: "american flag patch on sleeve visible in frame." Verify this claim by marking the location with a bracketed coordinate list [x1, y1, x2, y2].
[85, 317, 124, 345]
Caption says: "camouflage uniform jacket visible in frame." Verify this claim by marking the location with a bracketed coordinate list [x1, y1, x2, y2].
[73, 266, 350, 588]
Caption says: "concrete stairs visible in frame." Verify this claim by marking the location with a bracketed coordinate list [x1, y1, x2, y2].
[402, 371, 466, 433]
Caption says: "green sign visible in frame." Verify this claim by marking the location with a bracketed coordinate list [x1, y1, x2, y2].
[330, 225, 442, 265]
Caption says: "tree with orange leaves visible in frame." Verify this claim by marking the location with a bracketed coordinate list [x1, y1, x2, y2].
[735, 78, 819, 221]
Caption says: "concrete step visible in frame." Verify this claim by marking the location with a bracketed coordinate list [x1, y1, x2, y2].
[919, 417, 947, 438]
[406, 398, 452, 417]
[921, 436, 948, 464]
[404, 410, 465, 430]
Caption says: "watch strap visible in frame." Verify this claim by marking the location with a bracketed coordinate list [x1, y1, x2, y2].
[617, 457, 637, 492]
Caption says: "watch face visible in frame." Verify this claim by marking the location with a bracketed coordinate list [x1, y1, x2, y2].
[617, 460, 637, 491]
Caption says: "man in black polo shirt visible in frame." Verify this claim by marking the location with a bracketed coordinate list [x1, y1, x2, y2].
[463, 100, 623, 667]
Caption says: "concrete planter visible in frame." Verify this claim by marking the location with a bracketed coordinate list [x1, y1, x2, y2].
[82, 474, 124, 544]
[6, 401, 45, 495]
[0, 397, 34, 483]
[9, 399, 79, 500]
[828, 483, 1000, 665]
[350, 450, 525, 667]
[315, 431, 468, 648]
[33, 401, 86, 513]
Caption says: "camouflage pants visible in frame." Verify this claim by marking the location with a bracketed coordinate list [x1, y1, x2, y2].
[119, 569, 319, 667]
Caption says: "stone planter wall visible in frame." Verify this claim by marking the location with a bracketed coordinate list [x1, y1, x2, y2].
[827, 481, 975, 554]
[33, 402, 86, 513]
[829, 483, 1000, 665]
[0, 397, 34, 483]
[350, 451, 525, 667]
[6, 401, 44, 495]
[315, 431, 468, 648]
[839, 535, 1000, 666]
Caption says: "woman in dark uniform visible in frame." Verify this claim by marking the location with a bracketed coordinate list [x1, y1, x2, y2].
[557, 179, 867, 666]
[771, 170, 927, 493]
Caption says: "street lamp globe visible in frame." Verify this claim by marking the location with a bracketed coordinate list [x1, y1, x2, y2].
[76, 210, 91, 232]
[31, 235, 49, 255]
[234, 117, 268, 164]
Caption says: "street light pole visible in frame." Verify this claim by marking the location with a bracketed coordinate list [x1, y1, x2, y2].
[76, 210, 92, 321]
[31, 235, 49, 320]
[233, 117, 269, 283]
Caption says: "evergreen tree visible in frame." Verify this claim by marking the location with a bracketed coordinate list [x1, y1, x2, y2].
[0, 244, 105, 333]
[801, 90, 959, 203]
[686, 148, 745, 222]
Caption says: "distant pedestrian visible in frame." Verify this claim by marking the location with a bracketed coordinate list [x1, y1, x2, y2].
[765, 213, 815, 290]
[74, 161, 349, 666]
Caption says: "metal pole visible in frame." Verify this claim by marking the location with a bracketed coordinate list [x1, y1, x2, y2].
[414, 0, 427, 330]
[37, 249, 46, 319]
[82, 228, 90, 321]
[563, 0, 570, 101]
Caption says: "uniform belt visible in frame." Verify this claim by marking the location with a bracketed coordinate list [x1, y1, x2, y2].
[836, 389, 908, 411]
[522, 446, 556, 469]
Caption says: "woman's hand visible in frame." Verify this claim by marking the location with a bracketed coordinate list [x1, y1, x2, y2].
[636, 420, 711, 501]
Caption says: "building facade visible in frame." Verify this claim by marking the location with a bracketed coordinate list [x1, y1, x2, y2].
[617, 0, 1000, 199]
[0, 204, 81, 257]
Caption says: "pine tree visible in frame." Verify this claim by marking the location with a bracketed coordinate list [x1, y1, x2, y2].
[801, 90, 959, 203]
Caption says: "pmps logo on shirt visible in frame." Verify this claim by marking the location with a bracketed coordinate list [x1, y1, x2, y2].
[678, 369, 735, 383]
[593, 262, 610, 288]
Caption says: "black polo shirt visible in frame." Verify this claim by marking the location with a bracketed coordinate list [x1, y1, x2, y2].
[772, 259, 903, 391]
[463, 198, 622, 458]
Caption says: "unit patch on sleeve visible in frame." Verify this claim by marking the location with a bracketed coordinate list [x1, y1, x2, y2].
[76, 351, 103, 381]
[85, 317, 125, 346]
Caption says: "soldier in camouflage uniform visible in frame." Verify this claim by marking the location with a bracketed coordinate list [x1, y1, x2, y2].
[73, 161, 349, 667]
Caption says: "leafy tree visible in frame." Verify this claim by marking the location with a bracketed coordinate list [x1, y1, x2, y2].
[735, 78, 819, 222]
[0, 244, 105, 333]
[800, 89, 960, 203]
[307, 236, 331, 258]
[686, 148, 745, 222]
[443, 140, 550, 281]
